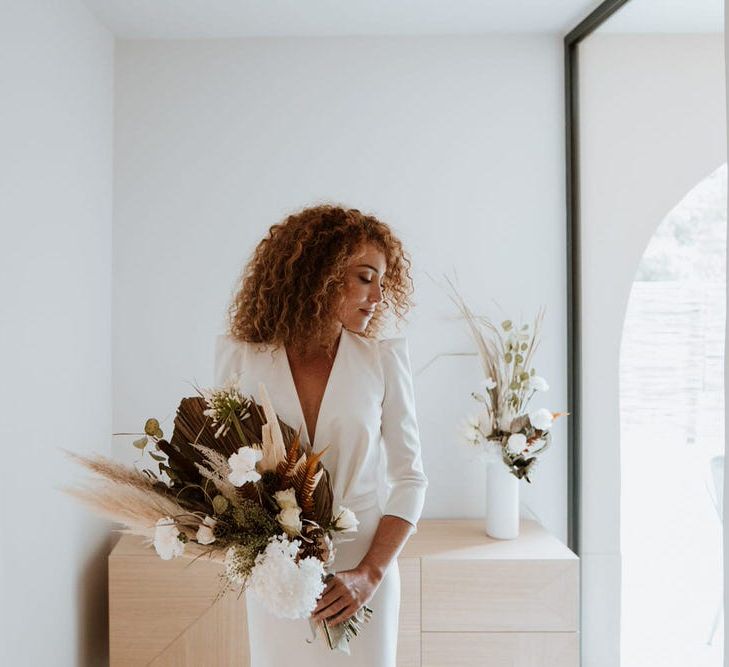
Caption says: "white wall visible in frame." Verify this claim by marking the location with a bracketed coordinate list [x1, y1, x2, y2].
[0, 2, 114, 665]
[579, 33, 726, 666]
[112, 35, 570, 542]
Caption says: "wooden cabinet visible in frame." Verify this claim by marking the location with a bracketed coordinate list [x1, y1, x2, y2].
[109, 518, 579, 665]
[401, 519, 579, 666]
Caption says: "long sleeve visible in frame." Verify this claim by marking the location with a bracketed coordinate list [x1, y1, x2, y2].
[379, 336, 429, 534]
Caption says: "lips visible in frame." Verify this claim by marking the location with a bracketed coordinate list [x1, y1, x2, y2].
[360, 308, 375, 315]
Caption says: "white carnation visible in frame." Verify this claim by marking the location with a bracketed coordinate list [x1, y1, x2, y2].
[248, 534, 326, 619]
[228, 446, 263, 486]
[153, 517, 185, 560]
[529, 408, 554, 431]
[333, 505, 359, 532]
[506, 433, 527, 455]
[196, 515, 217, 545]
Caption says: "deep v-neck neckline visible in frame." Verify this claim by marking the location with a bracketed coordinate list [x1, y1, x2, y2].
[280, 328, 348, 451]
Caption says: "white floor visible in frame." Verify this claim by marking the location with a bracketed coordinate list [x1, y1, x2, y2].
[621, 424, 723, 667]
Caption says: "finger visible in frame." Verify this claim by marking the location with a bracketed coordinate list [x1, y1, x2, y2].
[316, 587, 342, 609]
[319, 576, 339, 597]
[328, 605, 355, 627]
[312, 592, 344, 621]
[320, 599, 351, 625]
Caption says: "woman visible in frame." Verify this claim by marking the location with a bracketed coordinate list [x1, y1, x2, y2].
[213, 204, 429, 666]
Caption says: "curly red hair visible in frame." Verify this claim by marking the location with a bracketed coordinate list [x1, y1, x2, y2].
[226, 203, 414, 356]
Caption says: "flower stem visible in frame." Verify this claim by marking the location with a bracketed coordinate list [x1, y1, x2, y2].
[232, 414, 248, 447]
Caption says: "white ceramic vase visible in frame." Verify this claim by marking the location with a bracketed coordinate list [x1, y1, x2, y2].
[485, 458, 520, 539]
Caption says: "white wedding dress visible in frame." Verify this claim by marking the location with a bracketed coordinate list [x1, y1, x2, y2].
[213, 327, 429, 666]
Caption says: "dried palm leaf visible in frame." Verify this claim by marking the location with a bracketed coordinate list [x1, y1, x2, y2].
[312, 467, 333, 527]
[257, 382, 288, 473]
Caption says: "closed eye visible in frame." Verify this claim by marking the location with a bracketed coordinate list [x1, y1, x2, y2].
[360, 277, 384, 289]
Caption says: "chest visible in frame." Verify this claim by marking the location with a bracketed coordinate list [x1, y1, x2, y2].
[286, 355, 335, 439]
[236, 334, 385, 453]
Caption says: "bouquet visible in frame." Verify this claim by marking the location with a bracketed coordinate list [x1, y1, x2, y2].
[62, 373, 372, 653]
[447, 281, 568, 482]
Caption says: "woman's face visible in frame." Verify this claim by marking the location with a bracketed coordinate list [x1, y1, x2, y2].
[337, 243, 387, 333]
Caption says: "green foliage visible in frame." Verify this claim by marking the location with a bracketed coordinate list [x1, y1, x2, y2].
[636, 165, 725, 281]
[231, 498, 279, 537]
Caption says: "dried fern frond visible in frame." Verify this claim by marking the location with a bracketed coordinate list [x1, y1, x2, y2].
[275, 429, 305, 482]
[295, 446, 330, 518]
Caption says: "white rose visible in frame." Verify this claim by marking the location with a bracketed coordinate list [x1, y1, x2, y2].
[481, 377, 497, 391]
[333, 505, 359, 532]
[277, 507, 303, 535]
[529, 408, 554, 431]
[528, 375, 549, 392]
[274, 487, 299, 510]
[506, 433, 527, 455]
[196, 515, 217, 545]
[154, 517, 185, 560]
[228, 446, 263, 486]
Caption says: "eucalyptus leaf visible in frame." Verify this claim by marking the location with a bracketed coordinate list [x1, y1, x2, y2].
[149, 452, 166, 462]
[132, 436, 148, 450]
[144, 418, 160, 436]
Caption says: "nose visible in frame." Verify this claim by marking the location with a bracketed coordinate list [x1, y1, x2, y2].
[369, 281, 383, 305]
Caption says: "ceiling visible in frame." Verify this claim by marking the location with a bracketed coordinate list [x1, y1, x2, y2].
[600, 0, 723, 33]
[82, 0, 723, 39]
[81, 0, 604, 38]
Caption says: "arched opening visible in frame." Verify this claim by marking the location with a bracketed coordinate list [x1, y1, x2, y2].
[619, 164, 726, 666]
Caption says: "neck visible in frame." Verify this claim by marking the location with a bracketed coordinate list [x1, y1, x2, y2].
[291, 322, 344, 360]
